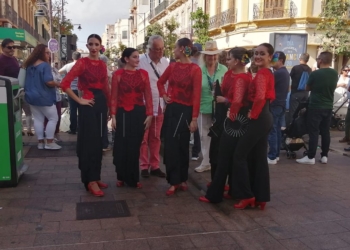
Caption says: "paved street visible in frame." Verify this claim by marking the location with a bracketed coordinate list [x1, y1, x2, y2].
[0, 131, 350, 250]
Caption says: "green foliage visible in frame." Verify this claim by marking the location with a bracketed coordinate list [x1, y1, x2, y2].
[316, 0, 350, 56]
[190, 7, 211, 45]
[164, 17, 179, 58]
[144, 23, 165, 50]
[104, 42, 127, 60]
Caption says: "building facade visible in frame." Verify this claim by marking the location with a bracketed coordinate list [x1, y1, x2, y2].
[102, 19, 130, 52]
[130, 0, 149, 50]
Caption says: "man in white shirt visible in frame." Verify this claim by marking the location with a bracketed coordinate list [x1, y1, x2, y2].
[59, 51, 81, 134]
[139, 35, 169, 178]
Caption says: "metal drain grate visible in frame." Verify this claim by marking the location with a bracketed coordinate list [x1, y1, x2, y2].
[76, 200, 131, 220]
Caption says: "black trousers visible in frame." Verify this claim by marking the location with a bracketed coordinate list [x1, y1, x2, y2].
[68, 89, 79, 132]
[163, 103, 192, 185]
[77, 89, 107, 184]
[307, 108, 332, 159]
[231, 102, 272, 202]
[287, 91, 309, 125]
[113, 106, 146, 187]
[191, 129, 201, 157]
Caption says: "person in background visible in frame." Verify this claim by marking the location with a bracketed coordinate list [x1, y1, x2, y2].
[267, 52, 290, 165]
[139, 35, 168, 178]
[194, 41, 227, 173]
[218, 50, 228, 68]
[59, 51, 81, 135]
[338, 66, 350, 145]
[24, 44, 61, 150]
[296, 52, 338, 165]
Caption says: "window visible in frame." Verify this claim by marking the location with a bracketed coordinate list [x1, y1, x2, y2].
[263, 0, 284, 18]
[122, 30, 127, 39]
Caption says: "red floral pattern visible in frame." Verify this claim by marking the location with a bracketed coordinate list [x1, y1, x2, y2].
[228, 73, 252, 118]
[248, 68, 275, 119]
[157, 62, 202, 118]
[110, 69, 153, 116]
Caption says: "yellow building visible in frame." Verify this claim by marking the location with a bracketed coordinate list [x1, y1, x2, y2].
[207, 0, 341, 70]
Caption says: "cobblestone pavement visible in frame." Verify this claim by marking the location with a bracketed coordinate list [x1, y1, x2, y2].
[1, 131, 350, 250]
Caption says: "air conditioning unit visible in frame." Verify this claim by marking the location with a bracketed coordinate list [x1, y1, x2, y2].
[3, 23, 12, 28]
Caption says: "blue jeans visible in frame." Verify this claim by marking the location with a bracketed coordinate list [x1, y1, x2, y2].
[268, 105, 285, 160]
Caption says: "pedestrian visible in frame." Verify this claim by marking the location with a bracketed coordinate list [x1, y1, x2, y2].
[0, 38, 19, 78]
[194, 41, 227, 173]
[111, 48, 153, 189]
[157, 38, 202, 196]
[267, 51, 290, 165]
[199, 47, 252, 203]
[288, 53, 312, 125]
[231, 43, 275, 210]
[59, 51, 81, 135]
[60, 34, 110, 196]
[338, 66, 350, 146]
[296, 52, 338, 164]
[24, 44, 61, 150]
[138, 35, 168, 178]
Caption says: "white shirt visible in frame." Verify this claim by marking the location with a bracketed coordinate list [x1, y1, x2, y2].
[138, 54, 169, 116]
[59, 61, 78, 90]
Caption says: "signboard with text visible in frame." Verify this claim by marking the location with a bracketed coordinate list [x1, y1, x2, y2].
[270, 33, 308, 72]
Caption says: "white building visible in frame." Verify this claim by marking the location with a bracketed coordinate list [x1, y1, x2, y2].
[101, 19, 130, 52]
[130, 0, 150, 50]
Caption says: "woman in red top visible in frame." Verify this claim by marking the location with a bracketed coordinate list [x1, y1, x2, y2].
[60, 34, 110, 197]
[157, 38, 202, 196]
[111, 48, 152, 188]
[200, 47, 252, 203]
[230, 43, 275, 210]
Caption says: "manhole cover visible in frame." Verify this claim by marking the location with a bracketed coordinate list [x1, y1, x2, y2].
[76, 200, 130, 220]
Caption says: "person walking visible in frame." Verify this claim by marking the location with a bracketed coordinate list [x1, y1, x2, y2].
[138, 35, 168, 178]
[111, 48, 153, 189]
[337, 66, 350, 144]
[194, 41, 227, 173]
[231, 43, 275, 210]
[24, 44, 61, 150]
[267, 52, 290, 165]
[59, 51, 81, 135]
[157, 38, 202, 196]
[296, 52, 338, 164]
[60, 34, 110, 196]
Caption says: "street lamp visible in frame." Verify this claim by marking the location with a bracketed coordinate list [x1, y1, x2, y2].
[73, 24, 82, 31]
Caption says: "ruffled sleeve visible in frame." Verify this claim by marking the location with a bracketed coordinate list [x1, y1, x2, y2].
[229, 76, 249, 119]
[157, 63, 173, 97]
[110, 69, 122, 116]
[250, 72, 267, 119]
[140, 69, 153, 116]
[191, 64, 202, 118]
[60, 59, 85, 92]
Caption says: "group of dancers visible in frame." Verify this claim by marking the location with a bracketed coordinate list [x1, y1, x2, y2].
[60, 33, 275, 210]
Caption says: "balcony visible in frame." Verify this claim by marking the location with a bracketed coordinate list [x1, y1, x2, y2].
[154, 0, 169, 16]
[0, 0, 18, 27]
[220, 8, 237, 30]
[253, 3, 292, 20]
[209, 14, 220, 30]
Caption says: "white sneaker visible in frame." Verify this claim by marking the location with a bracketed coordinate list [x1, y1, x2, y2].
[194, 165, 211, 173]
[191, 156, 199, 161]
[296, 156, 315, 165]
[267, 157, 277, 165]
[45, 142, 62, 150]
[37, 143, 44, 150]
[320, 156, 328, 164]
[276, 157, 280, 162]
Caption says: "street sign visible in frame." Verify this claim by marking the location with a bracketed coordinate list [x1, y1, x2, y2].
[48, 38, 59, 53]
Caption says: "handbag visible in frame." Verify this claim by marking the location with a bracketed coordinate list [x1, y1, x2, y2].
[61, 93, 69, 108]
[18, 68, 26, 88]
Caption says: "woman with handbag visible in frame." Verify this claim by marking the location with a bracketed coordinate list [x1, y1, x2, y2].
[24, 44, 61, 150]
[199, 47, 252, 203]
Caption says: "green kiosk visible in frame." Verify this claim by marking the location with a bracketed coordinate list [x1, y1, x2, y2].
[0, 76, 28, 187]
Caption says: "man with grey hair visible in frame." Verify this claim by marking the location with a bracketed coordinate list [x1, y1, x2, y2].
[59, 51, 81, 134]
[138, 35, 168, 178]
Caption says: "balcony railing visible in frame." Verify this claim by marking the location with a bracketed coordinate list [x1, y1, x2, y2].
[209, 14, 220, 30]
[0, 0, 18, 26]
[154, 0, 169, 16]
[220, 8, 237, 27]
[253, 2, 296, 20]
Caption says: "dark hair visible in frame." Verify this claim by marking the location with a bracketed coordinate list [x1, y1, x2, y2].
[87, 34, 102, 44]
[341, 65, 349, 73]
[177, 38, 193, 57]
[1, 38, 14, 48]
[72, 51, 81, 60]
[319, 51, 333, 65]
[121, 47, 137, 64]
[259, 43, 274, 55]
[218, 50, 228, 67]
[275, 51, 286, 64]
[229, 47, 252, 65]
[24, 44, 48, 68]
[299, 53, 310, 63]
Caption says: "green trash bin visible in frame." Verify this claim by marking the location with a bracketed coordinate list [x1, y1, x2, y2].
[0, 76, 28, 187]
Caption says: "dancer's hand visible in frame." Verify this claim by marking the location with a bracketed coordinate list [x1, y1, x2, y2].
[247, 110, 251, 119]
[111, 116, 117, 130]
[163, 94, 171, 104]
[189, 120, 198, 133]
[144, 116, 152, 130]
[79, 98, 94, 107]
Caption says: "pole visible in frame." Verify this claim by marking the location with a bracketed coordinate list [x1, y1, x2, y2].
[49, 0, 53, 38]
[190, 0, 193, 40]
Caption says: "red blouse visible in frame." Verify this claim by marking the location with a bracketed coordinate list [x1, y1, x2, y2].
[157, 62, 202, 118]
[228, 72, 252, 118]
[60, 57, 110, 104]
[221, 71, 233, 98]
[110, 69, 153, 116]
[248, 68, 275, 119]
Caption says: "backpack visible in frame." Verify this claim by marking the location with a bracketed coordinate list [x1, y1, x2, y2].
[297, 71, 309, 90]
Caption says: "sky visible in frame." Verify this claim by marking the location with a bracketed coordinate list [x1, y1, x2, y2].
[64, 0, 131, 50]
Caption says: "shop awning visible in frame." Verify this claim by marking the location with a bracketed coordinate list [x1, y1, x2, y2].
[0, 28, 38, 47]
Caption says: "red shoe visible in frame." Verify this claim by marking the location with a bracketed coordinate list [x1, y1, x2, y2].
[199, 196, 210, 203]
[207, 182, 212, 187]
[180, 183, 188, 191]
[97, 181, 108, 189]
[224, 185, 229, 191]
[136, 182, 142, 189]
[116, 181, 124, 187]
[88, 182, 104, 197]
[233, 197, 255, 209]
[223, 193, 232, 199]
[255, 201, 266, 210]
[166, 185, 179, 196]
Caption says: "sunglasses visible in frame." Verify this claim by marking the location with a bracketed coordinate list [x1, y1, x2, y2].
[6, 46, 16, 50]
[344, 69, 349, 72]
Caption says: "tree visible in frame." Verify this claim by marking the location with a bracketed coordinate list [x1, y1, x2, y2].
[316, 0, 350, 59]
[51, 0, 76, 37]
[104, 42, 127, 60]
[163, 17, 179, 58]
[144, 23, 164, 50]
[190, 7, 211, 45]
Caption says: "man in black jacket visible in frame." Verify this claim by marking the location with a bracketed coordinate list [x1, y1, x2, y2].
[288, 53, 312, 125]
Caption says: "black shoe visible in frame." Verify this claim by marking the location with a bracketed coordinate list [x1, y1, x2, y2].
[150, 168, 166, 178]
[141, 169, 150, 178]
[68, 130, 76, 135]
[344, 147, 350, 152]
